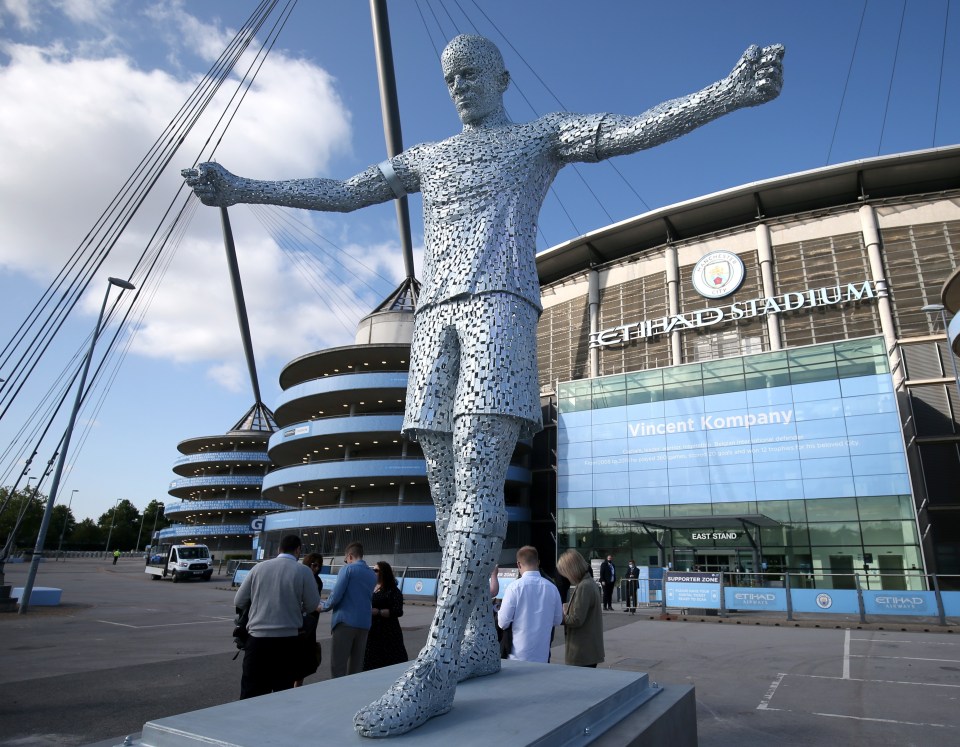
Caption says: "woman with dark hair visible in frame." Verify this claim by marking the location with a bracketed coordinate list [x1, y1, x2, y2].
[557, 549, 604, 668]
[362, 561, 408, 671]
[294, 553, 324, 687]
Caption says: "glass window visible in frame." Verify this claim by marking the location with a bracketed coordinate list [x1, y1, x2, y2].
[760, 524, 810, 547]
[711, 501, 758, 516]
[805, 497, 858, 521]
[856, 495, 912, 521]
[559, 396, 591, 413]
[701, 358, 745, 379]
[744, 370, 791, 391]
[592, 375, 626, 394]
[703, 376, 747, 396]
[757, 499, 808, 522]
[592, 391, 626, 409]
[860, 520, 918, 545]
[557, 508, 593, 531]
[625, 369, 664, 390]
[744, 350, 788, 373]
[631, 504, 667, 518]
[667, 503, 712, 517]
[808, 521, 862, 546]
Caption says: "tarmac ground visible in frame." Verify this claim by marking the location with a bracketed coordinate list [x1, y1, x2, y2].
[1, 557, 958, 746]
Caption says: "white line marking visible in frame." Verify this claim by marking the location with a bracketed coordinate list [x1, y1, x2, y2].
[843, 628, 850, 680]
[96, 619, 228, 629]
[851, 638, 958, 646]
[756, 672, 786, 710]
[849, 654, 960, 663]
[789, 673, 960, 689]
[812, 711, 953, 729]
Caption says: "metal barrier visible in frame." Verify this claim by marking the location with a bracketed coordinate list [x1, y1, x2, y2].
[653, 570, 960, 626]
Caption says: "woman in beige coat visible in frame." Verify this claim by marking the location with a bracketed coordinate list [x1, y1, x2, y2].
[557, 550, 604, 667]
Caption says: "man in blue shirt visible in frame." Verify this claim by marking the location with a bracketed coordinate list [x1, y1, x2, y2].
[321, 541, 377, 677]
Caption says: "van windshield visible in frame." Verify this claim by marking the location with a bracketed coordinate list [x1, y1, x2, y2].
[178, 547, 209, 559]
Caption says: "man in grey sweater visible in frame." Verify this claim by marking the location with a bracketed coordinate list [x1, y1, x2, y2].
[234, 534, 320, 699]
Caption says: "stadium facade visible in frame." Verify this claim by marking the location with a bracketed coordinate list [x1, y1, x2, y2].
[163, 404, 282, 556]
[536, 145, 960, 589]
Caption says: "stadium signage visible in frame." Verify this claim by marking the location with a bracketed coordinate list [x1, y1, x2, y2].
[590, 279, 877, 349]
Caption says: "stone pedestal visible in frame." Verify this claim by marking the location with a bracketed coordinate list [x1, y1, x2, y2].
[124, 660, 696, 747]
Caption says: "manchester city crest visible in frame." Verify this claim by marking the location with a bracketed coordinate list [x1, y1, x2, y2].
[692, 250, 745, 299]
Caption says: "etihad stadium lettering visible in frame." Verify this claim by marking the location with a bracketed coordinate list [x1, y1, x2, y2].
[590, 280, 876, 349]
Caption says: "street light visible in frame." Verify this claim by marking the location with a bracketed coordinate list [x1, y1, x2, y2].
[134, 505, 147, 553]
[921, 304, 960, 406]
[56, 489, 78, 560]
[149, 503, 165, 551]
[104, 498, 123, 553]
[19, 276, 136, 614]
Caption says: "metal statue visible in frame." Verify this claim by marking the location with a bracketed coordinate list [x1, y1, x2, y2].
[184, 33, 784, 737]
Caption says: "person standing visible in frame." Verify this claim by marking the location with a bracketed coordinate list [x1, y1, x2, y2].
[557, 550, 604, 668]
[320, 542, 376, 678]
[112, 549, 120, 565]
[234, 534, 320, 699]
[294, 552, 325, 687]
[363, 561, 408, 671]
[599, 555, 616, 611]
[497, 546, 562, 663]
[624, 559, 640, 613]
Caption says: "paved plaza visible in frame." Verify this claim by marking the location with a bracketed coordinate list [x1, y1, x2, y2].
[0, 558, 957, 746]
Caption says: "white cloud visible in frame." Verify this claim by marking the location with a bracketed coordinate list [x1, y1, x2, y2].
[0, 9, 406, 385]
[1, 0, 36, 30]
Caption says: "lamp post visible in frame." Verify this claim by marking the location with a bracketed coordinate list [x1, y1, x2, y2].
[56, 489, 78, 560]
[134, 505, 147, 553]
[149, 502, 165, 550]
[19, 276, 135, 614]
[921, 304, 960, 405]
[104, 498, 123, 553]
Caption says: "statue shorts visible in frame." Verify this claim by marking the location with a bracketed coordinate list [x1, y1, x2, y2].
[402, 292, 542, 440]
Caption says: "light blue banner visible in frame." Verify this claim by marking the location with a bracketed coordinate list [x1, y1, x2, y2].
[940, 591, 960, 618]
[862, 590, 938, 616]
[725, 587, 788, 612]
[402, 577, 438, 597]
[791, 588, 859, 614]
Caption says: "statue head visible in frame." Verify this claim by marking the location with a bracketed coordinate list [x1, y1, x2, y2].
[441, 34, 510, 126]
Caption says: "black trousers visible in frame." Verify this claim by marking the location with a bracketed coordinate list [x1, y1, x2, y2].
[601, 581, 615, 609]
[240, 635, 301, 699]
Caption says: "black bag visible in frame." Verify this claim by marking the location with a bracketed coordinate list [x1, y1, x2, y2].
[499, 624, 513, 659]
[232, 605, 250, 658]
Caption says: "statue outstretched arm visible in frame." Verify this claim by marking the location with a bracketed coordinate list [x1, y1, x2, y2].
[595, 44, 784, 160]
[181, 162, 401, 213]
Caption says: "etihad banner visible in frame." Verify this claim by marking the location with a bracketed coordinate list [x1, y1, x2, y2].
[557, 371, 910, 509]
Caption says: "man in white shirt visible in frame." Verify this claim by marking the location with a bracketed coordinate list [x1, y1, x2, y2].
[497, 546, 562, 663]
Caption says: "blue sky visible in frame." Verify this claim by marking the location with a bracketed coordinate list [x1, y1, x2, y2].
[0, 0, 957, 524]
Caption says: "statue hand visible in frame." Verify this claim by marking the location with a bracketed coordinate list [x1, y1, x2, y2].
[180, 162, 240, 207]
[726, 44, 784, 108]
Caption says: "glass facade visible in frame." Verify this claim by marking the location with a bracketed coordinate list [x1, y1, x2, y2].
[557, 337, 922, 587]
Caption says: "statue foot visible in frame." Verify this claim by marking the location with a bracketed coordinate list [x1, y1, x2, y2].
[354, 651, 456, 738]
[456, 624, 501, 681]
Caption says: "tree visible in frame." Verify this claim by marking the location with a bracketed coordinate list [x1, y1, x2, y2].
[97, 499, 142, 551]
[0, 485, 46, 555]
[49, 503, 76, 550]
[71, 518, 104, 548]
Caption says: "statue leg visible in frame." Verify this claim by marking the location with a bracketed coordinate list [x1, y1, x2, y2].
[419, 430, 503, 683]
[354, 413, 520, 738]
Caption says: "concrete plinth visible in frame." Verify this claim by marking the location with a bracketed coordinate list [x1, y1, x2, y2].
[11, 586, 62, 606]
[125, 660, 695, 747]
